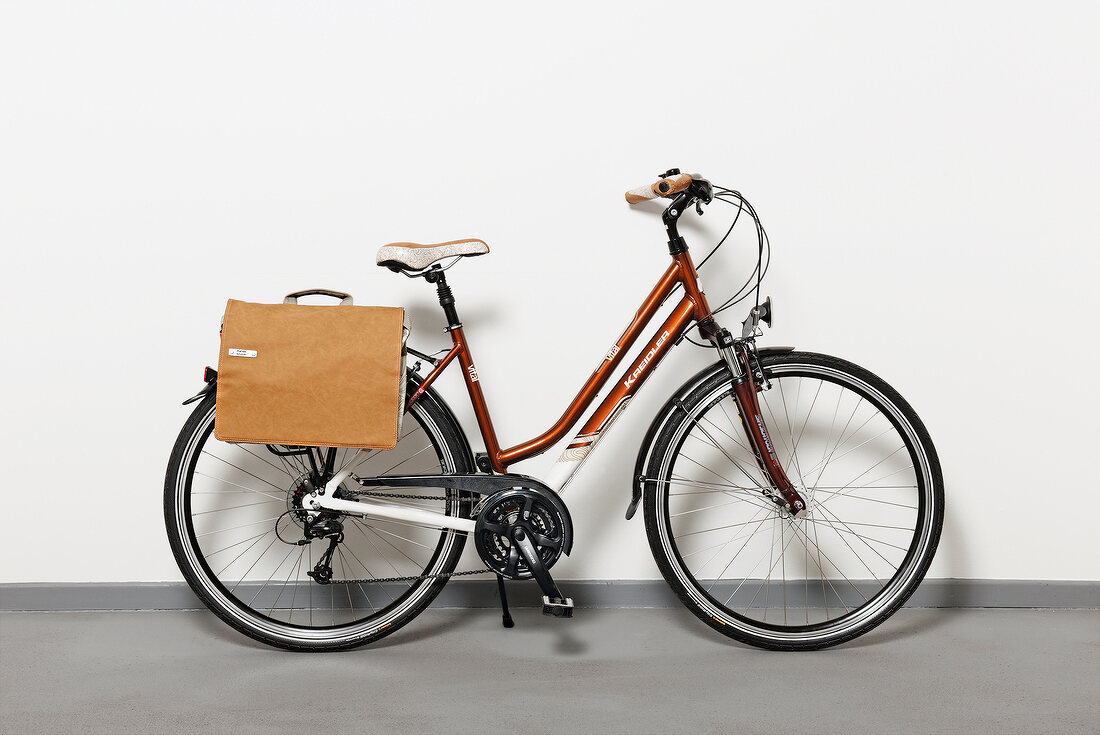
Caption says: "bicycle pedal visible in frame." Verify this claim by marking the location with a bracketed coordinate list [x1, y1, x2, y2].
[542, 596, 574, 618]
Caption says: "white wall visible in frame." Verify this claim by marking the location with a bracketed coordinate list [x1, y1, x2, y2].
[2, 1, 1097, 583]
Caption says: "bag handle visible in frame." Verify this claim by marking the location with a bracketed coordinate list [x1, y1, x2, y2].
[283, 289, 354, 306]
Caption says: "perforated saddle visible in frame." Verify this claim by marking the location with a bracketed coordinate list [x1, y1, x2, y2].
[375, 238, 490, 272]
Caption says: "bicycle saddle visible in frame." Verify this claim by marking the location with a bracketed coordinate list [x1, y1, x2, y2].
[376, 238, 490, 272]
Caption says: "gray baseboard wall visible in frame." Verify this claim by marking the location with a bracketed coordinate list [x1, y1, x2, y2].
[1, 580, 1097, 612]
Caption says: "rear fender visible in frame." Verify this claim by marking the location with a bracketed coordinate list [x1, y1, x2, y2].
[182, 367, 218, 405]
[403, 369, 476, 474]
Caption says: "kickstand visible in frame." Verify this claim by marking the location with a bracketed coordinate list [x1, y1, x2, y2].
[496, 574, 515, 629]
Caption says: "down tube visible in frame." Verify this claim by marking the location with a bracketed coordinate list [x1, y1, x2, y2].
[546, 296, 698, 492]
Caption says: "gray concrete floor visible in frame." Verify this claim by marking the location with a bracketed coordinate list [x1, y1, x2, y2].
[1, 608, 1097, 735]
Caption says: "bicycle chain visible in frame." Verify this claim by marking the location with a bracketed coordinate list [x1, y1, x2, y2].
[323, 567, 491, 586]
[315, 489, 492, 586]
[347, 489, 453, 502]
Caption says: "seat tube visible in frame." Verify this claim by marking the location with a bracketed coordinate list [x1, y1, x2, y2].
[419, 267, 507, 472]
[450, 326, 506, 471]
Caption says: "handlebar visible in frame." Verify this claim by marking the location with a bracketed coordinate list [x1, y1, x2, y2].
[625, 173, 693, 204]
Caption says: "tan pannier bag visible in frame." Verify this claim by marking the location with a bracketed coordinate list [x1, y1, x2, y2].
[214, 290, 408, 449]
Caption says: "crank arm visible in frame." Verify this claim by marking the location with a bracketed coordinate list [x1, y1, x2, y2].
[512, 530, 573, 617]
[512, 528, 563, 600]
[303, 492, 476, 534]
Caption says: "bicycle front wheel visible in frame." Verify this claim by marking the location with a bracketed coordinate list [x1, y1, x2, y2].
[643, 351, 943, 650]
[165, 386, 473, 651]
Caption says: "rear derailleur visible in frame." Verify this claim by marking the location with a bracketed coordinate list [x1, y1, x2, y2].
[303, 515, 343, 584]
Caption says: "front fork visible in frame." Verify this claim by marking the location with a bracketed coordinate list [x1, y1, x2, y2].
[715, 331, 807, 517]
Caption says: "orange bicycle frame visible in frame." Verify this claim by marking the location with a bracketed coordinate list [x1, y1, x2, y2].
[407, 251, 713, 475]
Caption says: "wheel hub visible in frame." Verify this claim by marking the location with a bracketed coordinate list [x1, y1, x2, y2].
[287, 473, 355, 526]
[787, 483, 812, 518]
[287, 474, 316, 526]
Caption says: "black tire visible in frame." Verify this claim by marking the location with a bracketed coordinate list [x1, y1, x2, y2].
[643, 352, 943, 650]
[164, 379, 474, 651]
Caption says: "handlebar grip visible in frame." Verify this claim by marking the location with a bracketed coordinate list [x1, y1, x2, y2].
[625, 173, 693, 204]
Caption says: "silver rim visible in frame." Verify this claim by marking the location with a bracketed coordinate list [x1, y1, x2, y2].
[171, 401, 462, 645]
[653, 361, 936, 644]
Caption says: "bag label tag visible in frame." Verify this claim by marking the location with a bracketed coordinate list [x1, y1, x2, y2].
[228, 348, 258, 358]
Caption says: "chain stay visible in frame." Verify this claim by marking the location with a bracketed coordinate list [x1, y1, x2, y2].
[315, 489, 489, 586]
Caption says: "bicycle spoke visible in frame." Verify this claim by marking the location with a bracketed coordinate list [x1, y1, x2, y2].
[813, 503, 912, 555]
[812, 489, 917, 510]
[661, 474, 765, 494]
[204, 529, 269, 559]
[670, 498, 747, 518]
[361, 518, 436, 571]
[657, 475, 776, 513]
[693, 504, 775, 575]
[676, 516, 779, 539]
[365, 522, 436, 551]
[203, 453, 289, 494]
[269, 549, 305, 617]
[762, 382, 806, 486]
[814, 445, 908, 501]
[803, 410, 884, 483]
[337, 535, 397, 603]
[783, 517, 855, 613]
[348, 521, 405, 577]
[685, 419, 771, 490]
[787, 379, 823, 479]
[190, 499, 282, 516]
[804, 397, 868, 485]
[196, 515, 286, 539]
[807, 505, 888, 578]
[816, 462, 916, 506]
[239, 444, 295, 478]
[212, 530, 272, 576]
[371, 443, 435, 477]
[706, 512, 777, 598]
[193, 472, 285, 503]
[717, 400, 757, 457]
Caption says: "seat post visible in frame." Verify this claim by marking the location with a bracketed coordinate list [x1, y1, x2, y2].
[424, 267, 462, 332]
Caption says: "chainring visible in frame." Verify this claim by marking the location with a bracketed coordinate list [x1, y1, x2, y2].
[473, 487, 572, 580]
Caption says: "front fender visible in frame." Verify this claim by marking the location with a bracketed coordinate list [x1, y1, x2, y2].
[625, 345, 795, 520]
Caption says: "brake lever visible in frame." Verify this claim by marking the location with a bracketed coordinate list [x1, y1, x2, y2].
[695, 199, 705, 215]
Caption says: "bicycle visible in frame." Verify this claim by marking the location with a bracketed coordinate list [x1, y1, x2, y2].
[165, 169, 944, 651]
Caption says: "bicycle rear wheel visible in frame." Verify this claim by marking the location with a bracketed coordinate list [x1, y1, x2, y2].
[643, 351, 943, 650]
[164, 385, 472, 651]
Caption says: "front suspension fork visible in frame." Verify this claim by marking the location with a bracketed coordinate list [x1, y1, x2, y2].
[717, 335, 806, 516]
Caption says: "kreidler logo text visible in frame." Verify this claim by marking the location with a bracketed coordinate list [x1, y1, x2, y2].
[754, 414, 778, 461]
[623, 331, 669, 388]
